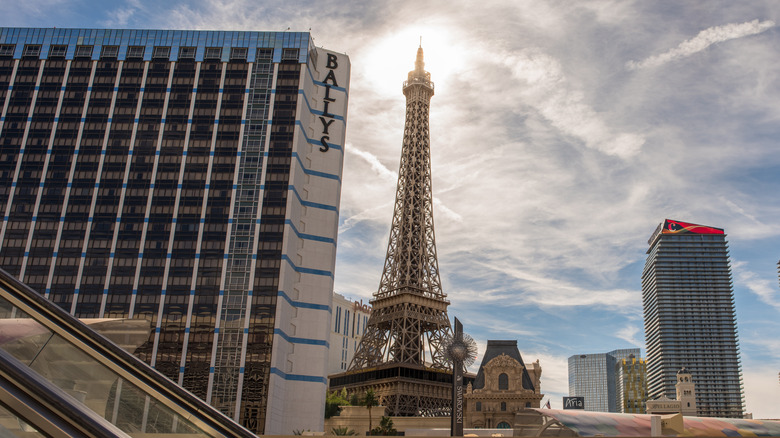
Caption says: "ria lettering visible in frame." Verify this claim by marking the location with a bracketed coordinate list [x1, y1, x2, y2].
[319, 53, 339, 152]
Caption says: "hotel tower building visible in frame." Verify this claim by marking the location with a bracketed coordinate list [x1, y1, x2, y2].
[0, 27, 350, 434]
[642, 219, 743, 418]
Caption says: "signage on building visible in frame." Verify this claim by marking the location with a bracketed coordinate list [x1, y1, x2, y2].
[563, 396, 584, 409]
[352, 300, 371, 313]
[318, 53, 340, 153]
[662, 219, 724, 235]
[451, 318, 465, 437]
[653, 403, 681, 409]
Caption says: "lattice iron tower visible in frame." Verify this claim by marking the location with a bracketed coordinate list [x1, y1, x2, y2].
[330, 46, 463, 417]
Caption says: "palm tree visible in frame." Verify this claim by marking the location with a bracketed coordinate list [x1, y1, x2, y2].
[326, 388, 351, 418]
[371, 416, 396, 436]
[363, 389, 379, 434]
[331, 426, 357, 436]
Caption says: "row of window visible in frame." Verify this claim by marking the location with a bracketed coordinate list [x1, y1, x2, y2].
[473, 401, 531, 412]
[0, 44, 297, 62]
[333, 306, 369, 338]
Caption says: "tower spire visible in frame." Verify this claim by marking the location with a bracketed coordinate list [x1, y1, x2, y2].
[407, 42, 432, 89]
[415, 38, 425, 72]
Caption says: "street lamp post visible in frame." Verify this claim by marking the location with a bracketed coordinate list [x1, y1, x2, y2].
[444, 318, 477, 437]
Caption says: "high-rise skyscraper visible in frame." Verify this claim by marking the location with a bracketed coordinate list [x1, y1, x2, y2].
[615, 356, 647, 414]
[568, 348, 640, 412]
[0, 27, 350, 434]
[330, 46, 457, 416]
[642, 219, 744, 418]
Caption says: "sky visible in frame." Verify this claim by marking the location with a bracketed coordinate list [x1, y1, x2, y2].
[4, 0, 780, 419]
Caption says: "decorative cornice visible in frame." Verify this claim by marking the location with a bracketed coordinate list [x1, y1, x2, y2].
[486, 353, 520, 369]
[465, 392, 541, 400]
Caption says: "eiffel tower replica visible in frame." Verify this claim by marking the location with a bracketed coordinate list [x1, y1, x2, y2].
[329, 46, 459, 417]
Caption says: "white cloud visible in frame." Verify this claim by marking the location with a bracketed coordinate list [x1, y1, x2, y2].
[0, 0, 70, 26]
[743, 365, 780, 419]
[722, 197, 763, 224]
[338, 203, 393, 234]
[526, 352, 569, 409]
[452, 257, 641, 312]
[732, 261, 780, 311]
[615, 325, 643, 347]
[100, 0, 143, 26]
[432, 198, 462, 223]
[627, 19, 776, 70]
[742, 335, 780, 362]
[346, 146, 397, 183]
[503, 49, 645, 158]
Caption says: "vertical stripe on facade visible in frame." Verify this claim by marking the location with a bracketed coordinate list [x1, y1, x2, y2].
[98, 59, 152, 317]
[19, 60, 71, 282]
[0, 59, 46, 252]
[71, 60, 124, 315]
[42, 61, 98, 303]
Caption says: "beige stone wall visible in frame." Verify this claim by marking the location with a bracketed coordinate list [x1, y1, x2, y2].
[324, 407, 574, 437]
[324, 406, 449, 435]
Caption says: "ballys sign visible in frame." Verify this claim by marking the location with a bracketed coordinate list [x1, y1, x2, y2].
[317, 52, 345, 153]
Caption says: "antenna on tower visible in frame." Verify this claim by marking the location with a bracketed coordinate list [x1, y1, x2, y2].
[419, 36, 422, 47]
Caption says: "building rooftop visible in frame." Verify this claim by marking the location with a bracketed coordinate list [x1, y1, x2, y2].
[0, 27, 314, 62]
[473, 340, 534, 391]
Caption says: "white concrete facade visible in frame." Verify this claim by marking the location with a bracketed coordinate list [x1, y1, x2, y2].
[264, 47, 351, 435]
[328, 293, 371, 375]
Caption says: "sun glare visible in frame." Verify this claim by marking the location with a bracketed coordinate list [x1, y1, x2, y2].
[359, 26, 465, 96]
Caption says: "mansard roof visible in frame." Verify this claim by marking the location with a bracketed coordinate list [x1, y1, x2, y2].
[473, 340, 535, 391]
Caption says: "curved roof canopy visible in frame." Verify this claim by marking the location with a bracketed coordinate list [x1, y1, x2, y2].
[536, 409, 780, 437]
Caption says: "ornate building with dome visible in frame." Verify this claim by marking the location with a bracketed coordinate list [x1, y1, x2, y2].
[464, 340, 544, 429]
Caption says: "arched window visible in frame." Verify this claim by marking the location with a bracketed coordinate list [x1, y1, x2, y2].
[497, 422, 511, 429]
[500, 402, 506, 411]
[498, 373, 508, 390]
[476, 402, 481, 412]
